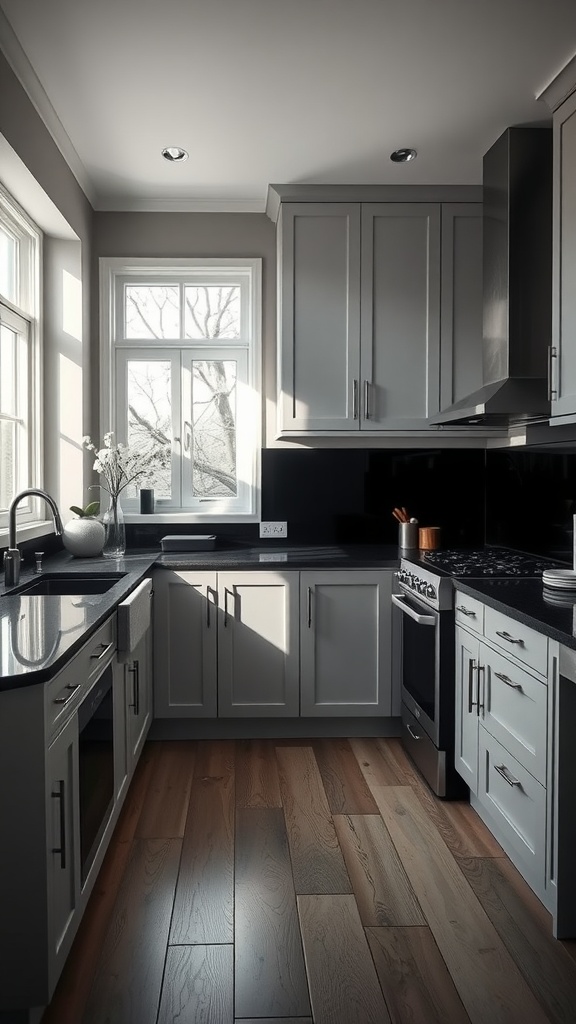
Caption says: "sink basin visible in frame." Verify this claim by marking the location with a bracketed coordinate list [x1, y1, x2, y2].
[11, 573, 126, 596]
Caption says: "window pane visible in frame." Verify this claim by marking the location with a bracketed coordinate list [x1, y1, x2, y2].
[191, 360, 237, 497]
[0, 419, 15, 510]
[125, 360, 172, 498]
[125, 286, 180, 339]
[0, 226, 17, 304]
[184, 286, 240, 339]
[0, 324, 16, 415]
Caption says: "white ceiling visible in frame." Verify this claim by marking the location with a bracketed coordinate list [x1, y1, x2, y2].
[1, 0, 575, 212]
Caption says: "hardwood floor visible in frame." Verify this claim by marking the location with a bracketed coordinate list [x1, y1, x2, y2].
[40, 738, 576, 1024]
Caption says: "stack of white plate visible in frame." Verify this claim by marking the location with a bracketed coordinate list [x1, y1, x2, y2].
[542, 568, 576, 590]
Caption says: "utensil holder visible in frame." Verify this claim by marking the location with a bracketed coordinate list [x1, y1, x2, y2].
[419, 526, 441, 550]
[399, 522, 419, 549]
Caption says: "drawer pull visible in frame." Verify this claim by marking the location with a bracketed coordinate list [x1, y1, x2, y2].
[495, 630, 524, 646]
[406, 722, 421, 740]
[53, 684, 81, 706]
[495, 671, 522, 691]
[494, 763, 522, 788]
[90, 640, 114, 660]
[468, 659, 477, 713]
[457, 605, 476, 617]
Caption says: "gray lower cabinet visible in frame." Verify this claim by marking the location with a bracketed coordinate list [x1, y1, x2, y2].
[153, 570, 218, 717]
[46, 712, 80, 990]
[454, 597, 553, 911]
[550, 88, 576, 422]
[276, 197, 482, 436]
[300, 570, 393, 716]
[217, 571, 300, 716]
[124, 626, 153, 768]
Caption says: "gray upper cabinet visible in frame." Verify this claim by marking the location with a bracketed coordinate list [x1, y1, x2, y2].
[439, 204, 483, 411]
[276, 196, 482, 435]
[278, 203, 361, 432]
[550, 89, 576, 422]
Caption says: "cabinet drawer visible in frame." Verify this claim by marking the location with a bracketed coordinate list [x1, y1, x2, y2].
[478, 726, 546, 897]
[482, 645, 547, 785]
[484, 606, 547, 676]
[455, 591, 484, 634]
[46, 615, 116, 737]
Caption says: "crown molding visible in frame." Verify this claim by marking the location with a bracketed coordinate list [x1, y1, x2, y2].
[0, 8, 95, 205]
[94, 196, 267, 214]
[537, 52, 576, 111]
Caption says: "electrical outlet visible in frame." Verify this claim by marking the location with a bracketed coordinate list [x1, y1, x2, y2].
[259, 521, 288, 538]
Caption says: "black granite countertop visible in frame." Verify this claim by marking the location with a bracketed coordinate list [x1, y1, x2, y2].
[0, 545, 400, 688]
[454, 577, 576, 652]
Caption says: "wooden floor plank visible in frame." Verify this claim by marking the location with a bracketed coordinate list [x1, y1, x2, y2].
[236, 1019, 312, 1023]
[275, 745, 351, 894]
[356, 738, 505, 859]
[297, 893, 392, 1024]
[157, 944, 234, 1024]
[334, 814, 425, 926]
[312, 737, 380, 813]
[113, 742, 157, 843]
[235, 807, 311, 1019]
[458, 855, 576, 1023]
[235, 738, 282, 807]
[372, 786, 550, 1024]
[82, 838, 182, 1024]
[366, 926, 472, 1024]
[135, 741, 196, 838]
[170, 740, 235, 944]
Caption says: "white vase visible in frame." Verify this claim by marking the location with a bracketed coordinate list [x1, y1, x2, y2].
[62, 517, 106, 557]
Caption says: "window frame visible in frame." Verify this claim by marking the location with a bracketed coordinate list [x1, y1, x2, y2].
[0, 183, 42, 535]
[100, 257, 262, 522]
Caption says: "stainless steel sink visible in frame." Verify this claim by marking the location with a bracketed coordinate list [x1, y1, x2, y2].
[11, 573, 126, 596]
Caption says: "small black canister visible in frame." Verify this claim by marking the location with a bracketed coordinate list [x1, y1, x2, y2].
[139, 488, 154, 514]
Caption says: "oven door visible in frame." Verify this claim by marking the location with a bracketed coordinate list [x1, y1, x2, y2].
[391, 590, 441, 746]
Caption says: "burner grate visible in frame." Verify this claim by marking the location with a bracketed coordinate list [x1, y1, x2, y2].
[422, 549, 561, 578]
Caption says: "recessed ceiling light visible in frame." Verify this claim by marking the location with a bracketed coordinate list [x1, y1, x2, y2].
[161, 147, 189, 163]
[390, 148, 417, 163]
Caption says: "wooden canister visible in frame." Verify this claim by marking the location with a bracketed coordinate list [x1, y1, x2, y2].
[419, 526, 441, 550]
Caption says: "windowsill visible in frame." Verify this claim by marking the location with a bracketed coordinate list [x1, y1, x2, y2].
[124, 513, 259, 524]
[0, 520, 53, 545]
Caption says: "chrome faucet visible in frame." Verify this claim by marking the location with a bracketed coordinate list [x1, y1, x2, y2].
[3, 489, 63, 587]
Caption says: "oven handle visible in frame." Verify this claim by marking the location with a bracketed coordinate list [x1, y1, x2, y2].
[391, 593, 436, 625]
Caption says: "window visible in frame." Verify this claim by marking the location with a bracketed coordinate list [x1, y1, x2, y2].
[101, 259, 261, 519]
[0, 185, 41, 532]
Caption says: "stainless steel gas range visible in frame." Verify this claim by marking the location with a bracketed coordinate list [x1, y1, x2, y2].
[392, 548, 563, 798]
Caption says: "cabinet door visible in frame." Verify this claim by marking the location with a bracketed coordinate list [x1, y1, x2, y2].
[217, 571, 300, 716]
[454, 626, 480, 793]
[551, 91, 576, 421]
[300, 570, 392, 716]
[125, 628, 152, 770]
[278, 203, 361, 432]
[153, 570, 218, 717]
[360, 203, 441, 429]
[440, 204, 483, 411]
[47, 713, 79, 975]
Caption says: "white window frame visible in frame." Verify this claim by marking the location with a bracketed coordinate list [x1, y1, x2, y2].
[100, 257, 262, 522]
[0, 183, 42, 536]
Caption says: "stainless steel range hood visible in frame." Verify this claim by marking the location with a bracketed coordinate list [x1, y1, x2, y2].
[432, 126, 552, 427]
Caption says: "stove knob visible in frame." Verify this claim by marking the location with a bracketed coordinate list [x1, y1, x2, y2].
[418, 580, 428, 594]
[426, 583, 437, 600]
[410, 576, 418, 589]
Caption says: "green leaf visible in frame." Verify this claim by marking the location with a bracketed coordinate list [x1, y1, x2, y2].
[83, 501, 100, 517]
[69, 505, 85, 517]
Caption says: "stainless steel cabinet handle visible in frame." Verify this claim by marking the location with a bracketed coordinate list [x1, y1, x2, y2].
[494, 763, 521, 788]
[495, 671, 522, 691]
[53, 683, 81, 706]
[224, 588, 230, 627]
[128, 661, 140, 716]
[363, 380, 370, 419]
[456, 605, 476, 617]
[548, 345, 558, 400]
[90, 640, 115, 659]
[206, 586, 216, 628]
[52, 780, 66, 869]
[406, 722, 421, 740]
[477, 664, 485, 714]
[496, 630, 524, 646]
[307, 586, 312, 628]
[468, 659, 477, 714]
[352, 379, 359, 420]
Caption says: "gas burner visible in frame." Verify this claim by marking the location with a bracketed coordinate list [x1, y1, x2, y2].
[422, 548, 563, 578]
